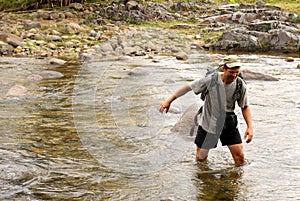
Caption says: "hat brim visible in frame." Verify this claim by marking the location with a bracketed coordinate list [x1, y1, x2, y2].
[226, 62, 242, 68]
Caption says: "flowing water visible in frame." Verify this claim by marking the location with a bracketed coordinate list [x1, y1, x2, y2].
[0, 53, 299, 200]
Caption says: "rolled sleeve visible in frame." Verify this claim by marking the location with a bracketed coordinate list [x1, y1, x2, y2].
[238, 84, 249, 108]
[189, 76, 210, 95]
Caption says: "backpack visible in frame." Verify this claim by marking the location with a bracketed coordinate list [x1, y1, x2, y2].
[189, 68, 244, 136]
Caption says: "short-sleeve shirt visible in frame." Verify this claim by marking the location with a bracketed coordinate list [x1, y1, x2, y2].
[189, 72, 248, 134]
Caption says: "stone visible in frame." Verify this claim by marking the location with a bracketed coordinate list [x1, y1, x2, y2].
[14, 46, 23, 53]
[175, 51, 188, 60]
[65, 22, 82, 34]
[127, 67, 149, 76]
[171, 103, 203, 134]
[46, 35, 62, 41]
[5, 85, 28, 98]
[48, 43, 56, 49]
[285, 57, 294, 62]
[37, 70, 64, 79]
[0, 33, 25, 47]
[100, 43, 114, 52]
[49, 58, 66, 65]
[27, 74, 43, 82]
[0, 41, 14, 55]
[23, 21, 41, 30]
[69, 3, 84, 11]
[241, 69, 279, 81]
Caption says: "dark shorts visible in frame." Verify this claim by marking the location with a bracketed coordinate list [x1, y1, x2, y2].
[194, 113, 242, 149]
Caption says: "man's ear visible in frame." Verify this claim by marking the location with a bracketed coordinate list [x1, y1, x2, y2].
[221, 65, 226, 71]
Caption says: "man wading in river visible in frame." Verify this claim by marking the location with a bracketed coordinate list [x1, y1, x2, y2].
[159, 55, 253, 166]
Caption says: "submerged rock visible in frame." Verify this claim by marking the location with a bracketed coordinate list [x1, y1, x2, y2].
[37, 70, 64, 79]
[127, 67, 150, 76]
[27, 74, 44, 82]
[5, 85, 28, 98]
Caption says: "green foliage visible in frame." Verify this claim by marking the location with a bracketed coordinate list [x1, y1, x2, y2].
[1, 0, 300, 17]
[203, 31, 223, 44]
[1, 0, 37, 10]
[259, 39, 271, 50]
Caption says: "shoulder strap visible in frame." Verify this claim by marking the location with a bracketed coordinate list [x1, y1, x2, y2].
[233, 77, 243, 101]
[201, 72, 219, 100]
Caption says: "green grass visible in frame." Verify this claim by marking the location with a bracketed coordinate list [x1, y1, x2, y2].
[213, 0, 300, 15]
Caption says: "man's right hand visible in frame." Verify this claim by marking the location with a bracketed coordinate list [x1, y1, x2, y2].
[159, 101, 171, 113]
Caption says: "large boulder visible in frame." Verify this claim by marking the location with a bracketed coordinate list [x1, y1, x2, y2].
[171, 102, 203, 135]
[214, 30, 260, 52]
[241, 69, 279, 81]
[269, 30, 300, 52]
[0, 33, 25, 47]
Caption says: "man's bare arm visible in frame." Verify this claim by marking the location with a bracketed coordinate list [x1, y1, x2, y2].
[159, 84, 192, 113]
[242, 106, 253, 143]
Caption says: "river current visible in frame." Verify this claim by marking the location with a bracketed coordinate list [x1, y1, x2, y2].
[0, 53, 299, 200]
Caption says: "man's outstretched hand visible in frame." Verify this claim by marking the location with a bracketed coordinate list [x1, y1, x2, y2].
[159, 101, 171, 113]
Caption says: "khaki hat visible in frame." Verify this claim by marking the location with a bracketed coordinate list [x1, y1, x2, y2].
[223, 55, 242, 68]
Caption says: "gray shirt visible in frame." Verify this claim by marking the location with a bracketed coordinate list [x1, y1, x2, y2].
[189, 72, 248, 134]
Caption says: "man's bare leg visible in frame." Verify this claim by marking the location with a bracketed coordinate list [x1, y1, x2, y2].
[196, 146, 209, 162]
[228, 144, 245, 166]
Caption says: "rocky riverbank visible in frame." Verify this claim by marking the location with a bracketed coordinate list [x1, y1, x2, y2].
[0, 0, 299, 63]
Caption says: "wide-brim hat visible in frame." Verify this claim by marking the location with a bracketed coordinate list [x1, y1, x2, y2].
[223, 55, 242, 68]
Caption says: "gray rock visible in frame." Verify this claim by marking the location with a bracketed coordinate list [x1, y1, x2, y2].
[175, 51, 188, 60]
[34, 10, 50, 20]
[100, 43, 114, 52]
[0, 41, 14, 55]
[69, 3, 84, 11]
[171, 103, 203, 135]
[23, 21, 41, 30]
[270, 30, 300, 52]
[127, 67, 149, 76]
[214, 31, 260, 52]
[46, 35, 62, 41]
[65, 22, 82, 34]
[37, 70, 64, 79]
[249, 20, 280, 32]
[27, 74, 43, 82]
[49, 58, 66, 65]
[241, 69, 278, 81]
[0, 33, 25, 47]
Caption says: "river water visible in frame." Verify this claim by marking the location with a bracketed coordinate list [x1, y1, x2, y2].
[0, 53, 299, 200]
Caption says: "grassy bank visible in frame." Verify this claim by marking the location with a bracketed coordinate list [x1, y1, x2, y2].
[214, 0, 300, 15]
[1, 0, 300, 15]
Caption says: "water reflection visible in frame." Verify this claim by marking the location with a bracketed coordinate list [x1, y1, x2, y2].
[193, 164, 245, 201]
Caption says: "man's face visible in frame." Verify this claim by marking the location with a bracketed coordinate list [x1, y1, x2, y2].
[223, 66, 241, 83]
